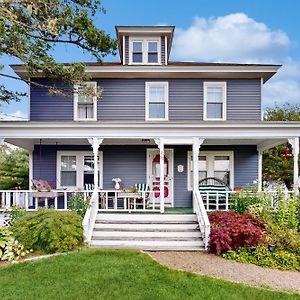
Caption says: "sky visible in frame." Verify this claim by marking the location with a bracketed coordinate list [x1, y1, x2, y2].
[1, 0, 300, 120]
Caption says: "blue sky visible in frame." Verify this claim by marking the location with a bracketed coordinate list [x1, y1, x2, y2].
[1, 0, 300, 119]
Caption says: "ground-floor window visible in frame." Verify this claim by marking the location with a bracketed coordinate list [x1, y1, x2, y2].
[57, 151, 103, 189]
[187, 151, 234, 190]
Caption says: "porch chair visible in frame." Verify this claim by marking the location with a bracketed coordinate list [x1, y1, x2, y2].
[134, 183, 150, 208]
[198, 177, 231, 211]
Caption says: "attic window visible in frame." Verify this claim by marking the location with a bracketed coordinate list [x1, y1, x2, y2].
[129, 38, 160, 65]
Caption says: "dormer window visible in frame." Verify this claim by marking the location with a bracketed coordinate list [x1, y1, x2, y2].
[129, 38, 161, 65]
[74, 82, 97, 121]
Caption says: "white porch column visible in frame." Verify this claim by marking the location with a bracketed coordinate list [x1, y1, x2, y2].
[288, 137, 299, 195]
[155, 138, 165, 213]
[192, 138, 204, 212]
[29, 150, 33, 189]
[258, 150, 263, 192]
[88, 138, 103, 190]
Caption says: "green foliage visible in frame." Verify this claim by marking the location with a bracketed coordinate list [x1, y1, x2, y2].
[263, 103, 300, 188]
[12, 209, 84, 253]
[0, 0, 117, 102]
[224, 245, 300, 271]
[68, 192, 90, 217]
[0, 145, 29, 190]
[9, 207, 27, 224]
[0, 227, 29, 261]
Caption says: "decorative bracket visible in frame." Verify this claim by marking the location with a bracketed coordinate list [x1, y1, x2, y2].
[88, 138, 104, 154]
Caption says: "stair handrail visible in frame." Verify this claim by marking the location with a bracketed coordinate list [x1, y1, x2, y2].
[193, 190, 210, 250]
[83, 189, 99, 244]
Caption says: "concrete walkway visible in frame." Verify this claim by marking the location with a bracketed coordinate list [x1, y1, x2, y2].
[148, 251, 300, 293]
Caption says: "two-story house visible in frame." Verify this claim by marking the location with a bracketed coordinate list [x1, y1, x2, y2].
[1, 25, 300, 250]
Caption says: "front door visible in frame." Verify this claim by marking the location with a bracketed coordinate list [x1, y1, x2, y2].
[147, 149, 174, 207]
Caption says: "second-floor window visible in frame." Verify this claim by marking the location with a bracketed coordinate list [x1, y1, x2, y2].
[145, 82, 168, 121]
[130, 38, 160, 64]
[203, 82, 227, 120]
[74, 82, 97, 121]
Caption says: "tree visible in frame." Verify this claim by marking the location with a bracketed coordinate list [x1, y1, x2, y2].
[263, 103, 300, 188]
[0, 146, 29, 189]
[0, 0, 117, 102]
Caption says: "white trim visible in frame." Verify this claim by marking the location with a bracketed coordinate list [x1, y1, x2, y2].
[164, 36, 167, 65]
[203, 82, 227, 121]
[73, 82, 97, 121]
[122, 35, 125, 65]
[261, 77, 264, 121]
[187, 150, 234, 191]
[129, 36, 161, 65]
[146, 148, 174, 207]
[145, 81, 169, 121]
[29, 150, 33, 189]
[56, 151, 103, 189]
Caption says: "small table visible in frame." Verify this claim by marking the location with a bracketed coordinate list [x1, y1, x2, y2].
[117, 192, 140, 210]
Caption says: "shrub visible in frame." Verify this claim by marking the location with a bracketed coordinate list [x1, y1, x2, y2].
[68, 192, 90, 218]
[209, 211, 265, 255]
[13, 209, 84, 253]
[0, 227, 29, 261]
[224, 245, 300, 271]
[9, 207, 28, 224]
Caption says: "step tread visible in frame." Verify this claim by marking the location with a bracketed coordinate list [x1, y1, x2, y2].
[92, 231, 201, 237]
[95, 220, 198, 224]
[92, 236, 202, 241]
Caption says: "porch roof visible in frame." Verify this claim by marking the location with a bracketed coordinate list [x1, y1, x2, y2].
[0, 120, 298, 151]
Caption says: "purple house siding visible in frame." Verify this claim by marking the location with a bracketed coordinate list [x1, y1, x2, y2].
[32, 144, 258, 208]
[30, 78, 261, 121]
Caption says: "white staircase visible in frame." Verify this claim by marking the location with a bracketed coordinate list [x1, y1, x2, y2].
[89, 213, 205, 251]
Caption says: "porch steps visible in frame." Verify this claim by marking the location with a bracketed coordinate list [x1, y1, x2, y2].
[90, 213, 205, 251]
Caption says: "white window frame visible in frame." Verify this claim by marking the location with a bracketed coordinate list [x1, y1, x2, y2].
[57, 151, 103, 189]
[129, 37, 161, 65]
[145, 81, 169, 121]
[187, 151, 234, 191]
[203, 82, 227, 121]
[74, 82, 97, 121]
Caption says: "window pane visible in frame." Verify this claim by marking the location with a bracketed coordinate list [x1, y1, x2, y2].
[149, 87, 165, 102]
[84, 156, 100, 186]
[149, 103, 165, 119]
[148, 53, 158, 63]
[148, 42, 157, 52]
[207, 87, 223, 102]
[61, 156, 76, 171]
[199, 171, 207, 181]
[214, 156, 230, 171]
[78, 104, 94, 119]
[214, 171, 230, 185]
[133, 53, 143, 63]
[133, 42, 142, 52]
[207, 103, 223, 119]
[61, 171, 76, 186]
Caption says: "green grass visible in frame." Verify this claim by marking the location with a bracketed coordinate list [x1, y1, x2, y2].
[0, 250, 299, 300]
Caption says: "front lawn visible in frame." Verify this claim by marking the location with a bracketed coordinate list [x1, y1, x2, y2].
[0, 250, 299, 300]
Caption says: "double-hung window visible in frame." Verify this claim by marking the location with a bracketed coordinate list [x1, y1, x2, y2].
[129, 38, 160, 64]
[74, 82, 97, 121]
[203, 82, 226, 120]
[60, 155, 77, 187]
[145, 82, 168, 121]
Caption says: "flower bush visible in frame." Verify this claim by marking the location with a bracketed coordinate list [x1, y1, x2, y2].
[0, 227, 29, 261]
[208, 211, 265, 255]
[13, 209, 84, 253]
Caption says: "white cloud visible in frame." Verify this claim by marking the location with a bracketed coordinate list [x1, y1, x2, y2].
[0, 110, 28, 121]
[172, 13, 290, 62]
[172, 13, 300, 107]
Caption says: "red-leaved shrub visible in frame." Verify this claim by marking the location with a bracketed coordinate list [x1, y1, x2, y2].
[209, 211, 265, 255]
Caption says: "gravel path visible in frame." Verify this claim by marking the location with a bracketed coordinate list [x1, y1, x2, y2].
[148, 251, 300, 293]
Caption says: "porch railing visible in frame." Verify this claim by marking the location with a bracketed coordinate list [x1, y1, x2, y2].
[200, 190, 295, 211]
[83, 189, 99, 243]
[0, 190, 89, 211]
[193, 190, 210, 250]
